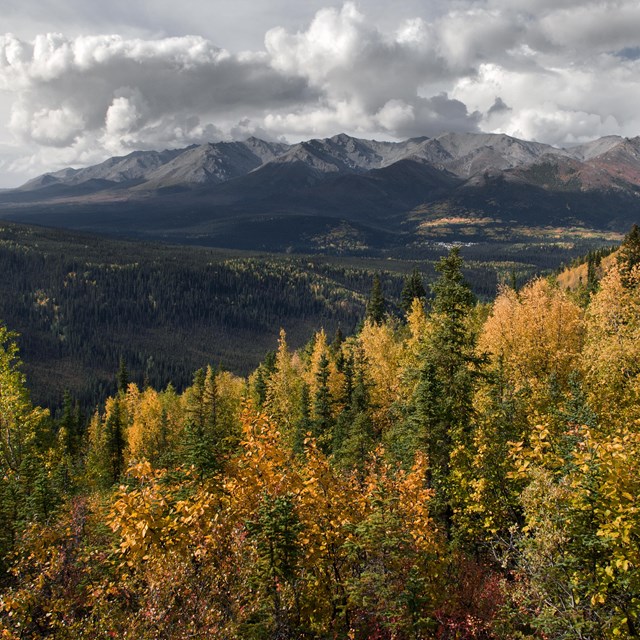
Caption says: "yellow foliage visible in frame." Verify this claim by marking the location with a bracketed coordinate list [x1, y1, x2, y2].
[407, 297, 429, 347]
[583, 264, 640, 425]
[357, 319, 404, 431]
[265, 329, 303, 437]
[304, 329, 329, 396]
[126, 387, 164, 463]
[479, 278, 584, 396]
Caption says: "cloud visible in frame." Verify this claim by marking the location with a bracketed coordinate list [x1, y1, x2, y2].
[263, 3, 479, 137]
[0, 32, 313, 160]
[105, 90, 146, 136]
[537, 3, 640, 53]
[1, 0, 640, 185]
[488, 97, 511, 117]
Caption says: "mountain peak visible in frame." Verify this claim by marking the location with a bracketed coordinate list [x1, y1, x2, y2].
[12, 132, 640, 196]
[3, 131, 640, 251]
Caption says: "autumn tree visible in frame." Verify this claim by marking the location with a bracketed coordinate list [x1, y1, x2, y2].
[583, 263, 640, 426]
[0, 324, 50, 571]
[507, 419, 640, 639]
[357, 319, 404, 434]
[478, 278, 584, 412]
[265, 329, 303, 441]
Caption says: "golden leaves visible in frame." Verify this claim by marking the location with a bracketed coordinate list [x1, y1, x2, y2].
[479, 279, 584, 396]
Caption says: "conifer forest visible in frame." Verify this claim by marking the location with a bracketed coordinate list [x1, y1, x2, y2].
[1, 226, 640, 639]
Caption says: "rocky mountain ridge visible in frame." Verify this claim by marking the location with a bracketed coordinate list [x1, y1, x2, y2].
[2, 131, 639, 252]
[18, 131, 639, 193]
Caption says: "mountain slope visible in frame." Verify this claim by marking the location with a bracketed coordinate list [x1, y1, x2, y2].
[2, 132, 640, 251]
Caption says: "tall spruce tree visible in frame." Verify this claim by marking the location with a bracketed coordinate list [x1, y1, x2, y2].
[313, 353, 333, 452]
[294, 383, 312, 455]
[401, 268, 427, 315]
[182, 367, 223, 476]
[338, 364, 374, 474]
[58, 390, 82, 459]
[254, 351, 277, 408]
[366, 273, 385, 325]
[412, 247, 480, 537]
[117, 356, 129, 393]
[104, 397, 125, 484]
[618, 223, 640, 285]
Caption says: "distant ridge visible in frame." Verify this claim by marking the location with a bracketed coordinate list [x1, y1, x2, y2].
[15, 131, 632, 193]
[1, 131, 639, 251]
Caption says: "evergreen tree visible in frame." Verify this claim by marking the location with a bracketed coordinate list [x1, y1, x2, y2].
[338, 366, 374, 474]
[182, 368, 220, 476]
[412, 248, 480, 537]
[58, 389, 81, 459]
[586, 252, 598, 296]
[313, 353, 333, 452]
[117, 356, 129, 393]
[104, 397, 125, 484]
[618, 223, 640, 285]
[430, 247, 475, 324]
[330, 327, 345, 355]
[246, 493, 302, 637]
[293, 383, 312, 455]
[509, 268, 518, 292]
[401, 268, 427, 315]
[366, 273, 385, 325]
[254, 351, 277, 408]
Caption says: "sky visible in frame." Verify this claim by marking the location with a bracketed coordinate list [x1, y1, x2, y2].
[1, 0, 639, 187]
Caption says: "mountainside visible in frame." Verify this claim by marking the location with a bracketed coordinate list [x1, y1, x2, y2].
[2, 132, 640, 251]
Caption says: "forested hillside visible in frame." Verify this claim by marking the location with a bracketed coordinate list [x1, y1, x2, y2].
[1, 227, 639, 639]
[0, 222, 614, 413]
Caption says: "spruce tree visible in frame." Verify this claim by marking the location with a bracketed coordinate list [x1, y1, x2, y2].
[294, 383, 312, 455]
[618, 223, 640, 285]
[412, 247, 480, 537]
[366, 273, 385, 325]
[330, 327, 345, 355]
[58, 389, 81, 459]
[338, 366, 374, 474]
[104, 398, 125, 484]
[313, 353, 333, 452]
[401, 268, 427, 314]
[182, 368, 220, 476]
[117, 356, 129, 393]
[254, 351, 277, 408]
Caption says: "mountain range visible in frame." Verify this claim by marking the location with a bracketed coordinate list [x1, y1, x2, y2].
[1, 132, 639, 252]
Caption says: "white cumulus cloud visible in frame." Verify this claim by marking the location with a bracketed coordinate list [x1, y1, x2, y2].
[0, 0, 639, 185]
